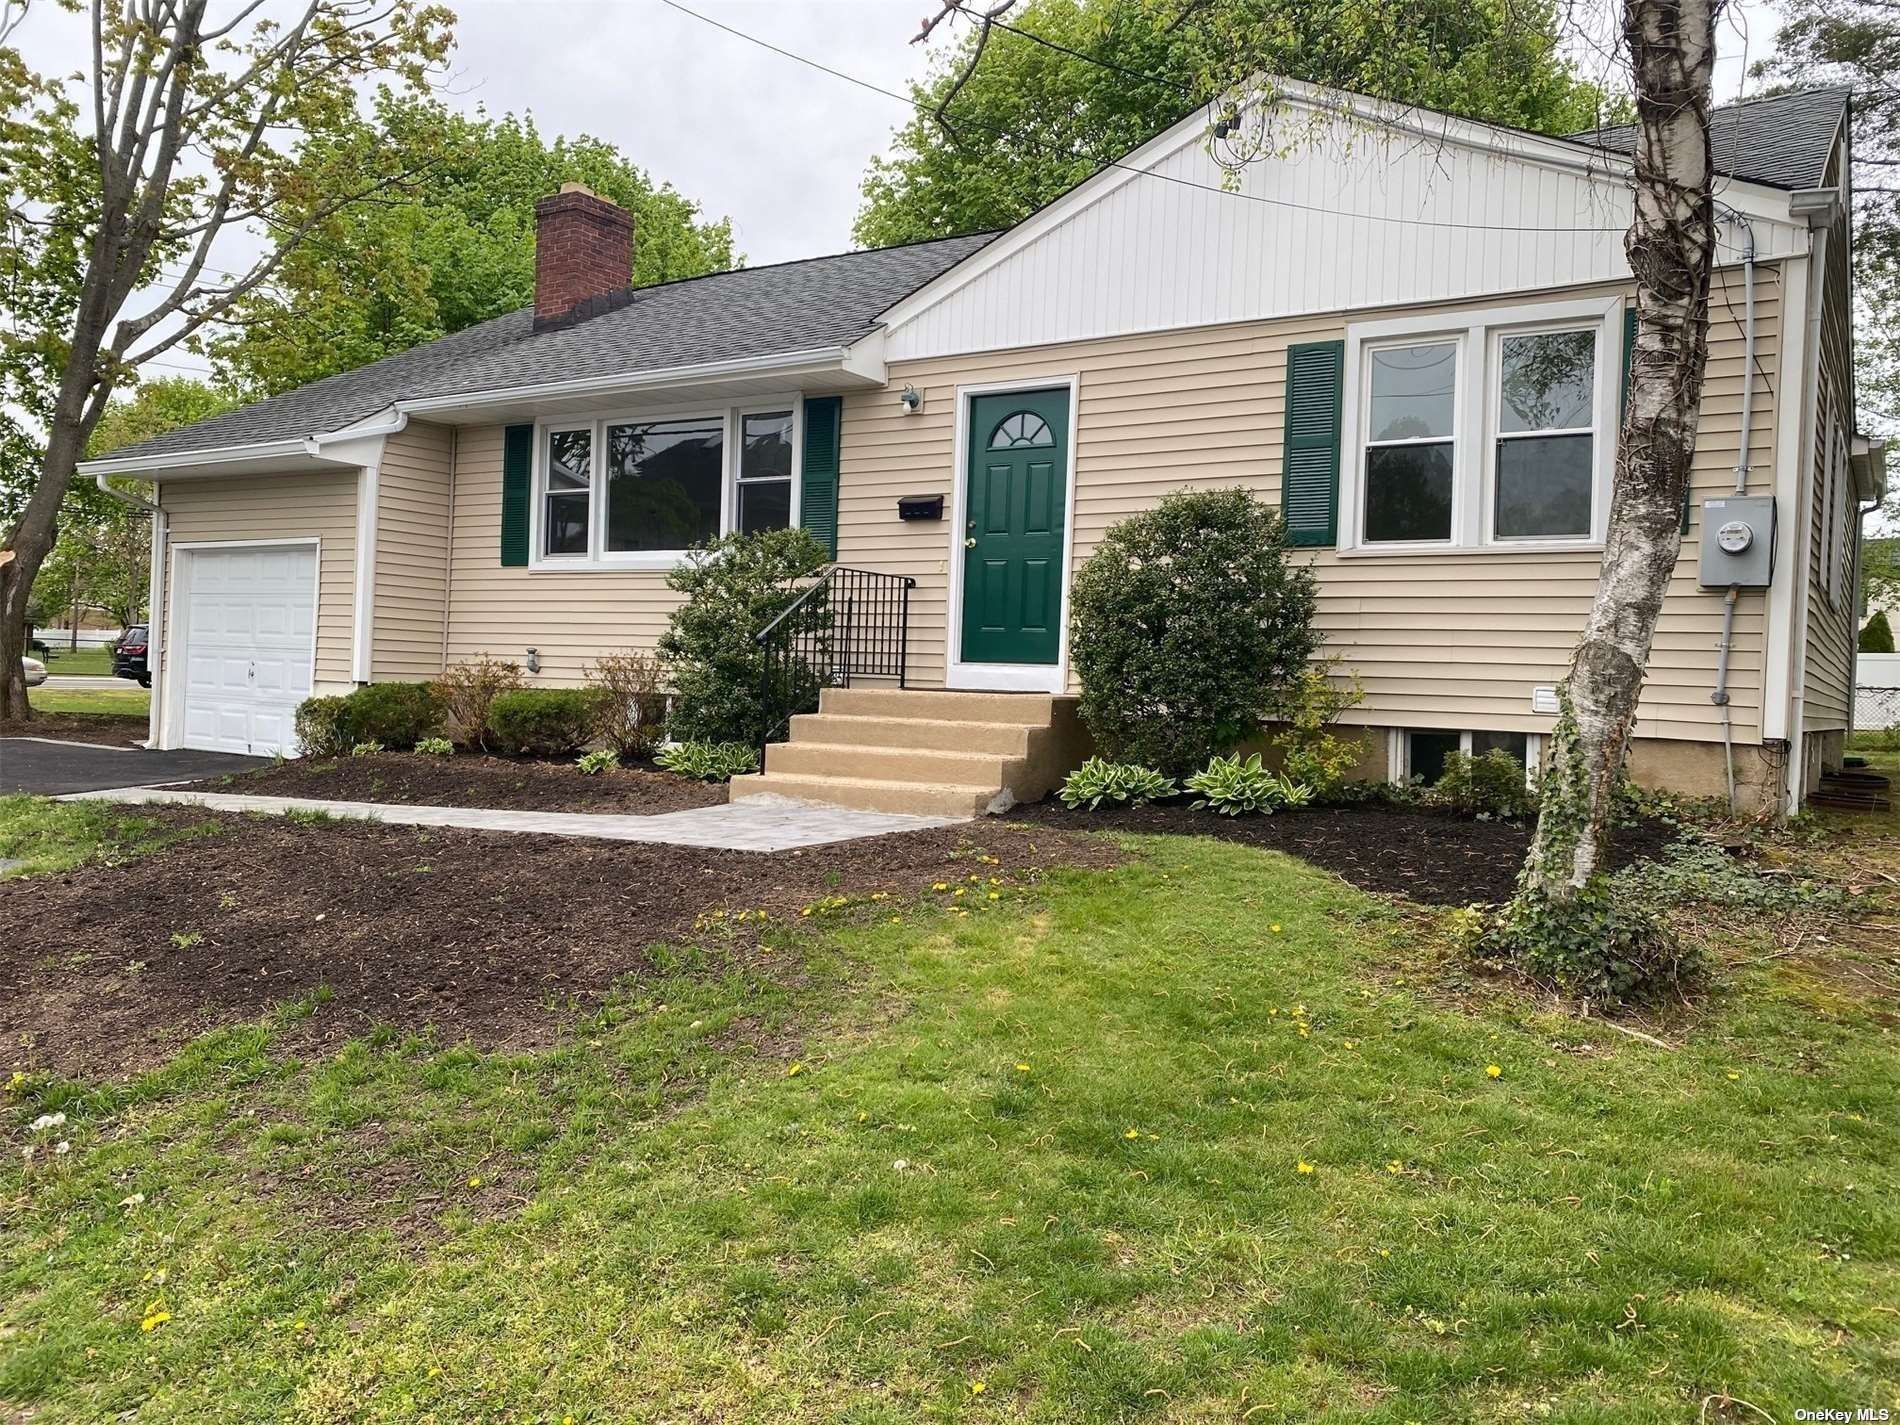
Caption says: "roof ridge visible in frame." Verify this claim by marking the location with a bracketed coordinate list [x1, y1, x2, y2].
[1568, 82, 1851, 139]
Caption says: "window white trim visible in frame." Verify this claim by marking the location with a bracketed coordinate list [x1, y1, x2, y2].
[527, 396, 804, 572]
[944, 374, 1081, 695]
[1339, 294, 1621, 556]
[1387, 727, 1544, 787]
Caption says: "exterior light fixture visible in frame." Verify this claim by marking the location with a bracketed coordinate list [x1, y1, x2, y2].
[899, 384, 922, 413]
[525, 647, 541, 674]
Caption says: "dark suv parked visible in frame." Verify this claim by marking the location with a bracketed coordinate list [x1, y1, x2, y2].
[113, 625, 151, 687]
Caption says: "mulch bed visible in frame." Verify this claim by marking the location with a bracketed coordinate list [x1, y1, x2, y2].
[1006, 799, 1677, 907]
[177, 752, 727, 815]
[1, 713, 150, 748]
[0, 812, 1115, 1078]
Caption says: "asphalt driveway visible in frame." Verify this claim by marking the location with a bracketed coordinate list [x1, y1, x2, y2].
[0, 738, 268, 796]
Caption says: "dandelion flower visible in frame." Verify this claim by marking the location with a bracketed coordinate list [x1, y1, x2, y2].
[1124, 1128, 1141, 1140]
[1015, 1063, 1031, 1073]
[467, 1175, 482, 1188]
[970, 1381, 986, 1396]
[1725, 1071, 1740, 1081]
[1387, 1160, 1403, 1174]
[787, 1062, 805, 1077]
[1485, 1063, 1503, 1079]
[140, 1310, 170, 1332]
[1271, 924, 1283, 933]
[1296, 1160, 1314, 1174]
[932, 882, 949, 892]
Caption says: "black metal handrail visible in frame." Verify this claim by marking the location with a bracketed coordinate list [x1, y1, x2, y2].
[755, 566, 916, 757]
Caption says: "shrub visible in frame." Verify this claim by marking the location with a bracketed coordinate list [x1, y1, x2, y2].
[414, 736, 454, 757]
[1185, 753, 1313, 816]
[656, 740, 760, 782]
[342, 681, 441, 748]
[1427, 749, 1537, 819]
[1058, 758, 1176, 811]
[586, 650, 670, 759]
[658, 528, 830, 747]
[432, 654, 525, 749]
[350, 740, 384, 757]
[1269, 665, 1369, 800]
[294, 696, 352, 758]
[1466, 880, 1704, 1006]
[1861, 610, 1895, 654]
[487, 689, 597, 757]
[1610, 834, 1847, 915]
[1069, 489, 1319, 776]
[577, 748, 620, 775]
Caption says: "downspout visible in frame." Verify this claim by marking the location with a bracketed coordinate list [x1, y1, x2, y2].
[94, 472, 165, 750]
[1709, 210, 1757, 811]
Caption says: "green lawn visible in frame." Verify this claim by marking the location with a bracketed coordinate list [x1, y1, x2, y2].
[26, 685, 149, 718]
[35, 645, 116, 676]
[2, 832, 1895, 1422]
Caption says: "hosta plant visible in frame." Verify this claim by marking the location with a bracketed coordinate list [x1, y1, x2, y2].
[1185, 754, 1313, 816]
[414, 736, 454, 757]
[1058, 758, 1176, 811]
[656, 740, 761, 782]
[350, 740, 385, 757]
[577, 748, 620, 775]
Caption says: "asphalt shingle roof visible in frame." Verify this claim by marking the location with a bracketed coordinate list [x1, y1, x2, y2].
[106, 232, 997, 462]
[1567, 86, 1849, 192]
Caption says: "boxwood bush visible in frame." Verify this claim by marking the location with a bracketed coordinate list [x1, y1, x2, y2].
[343, 682, 442, 748]
[1069, 489, 1318, 776]
[486, 689, 597, 757]
[294, 696, 352, 758]
[658, 528, 830, 747]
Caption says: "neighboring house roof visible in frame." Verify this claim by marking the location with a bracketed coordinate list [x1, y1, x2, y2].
[103, 231, 996, 463]
[1566, 87, 1850, 192]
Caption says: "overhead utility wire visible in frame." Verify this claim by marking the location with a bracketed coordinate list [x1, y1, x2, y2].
[657, 0, 1629, 236]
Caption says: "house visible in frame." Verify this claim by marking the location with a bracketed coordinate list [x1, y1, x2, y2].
[82, 82, 1887, 816]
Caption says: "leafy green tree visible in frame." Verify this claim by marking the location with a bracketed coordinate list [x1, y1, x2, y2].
[208, 96, 737, 398]
[857, 0, 1618, 247]
[1862, 609, 1895, 654]
[0, 0, 455, 720]
[32, 378, 239, 638]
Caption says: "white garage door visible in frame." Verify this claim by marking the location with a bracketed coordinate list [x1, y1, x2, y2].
[177, 544, 319, 756]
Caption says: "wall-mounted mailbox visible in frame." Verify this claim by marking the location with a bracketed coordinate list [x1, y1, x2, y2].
[898, 494, 945, 522]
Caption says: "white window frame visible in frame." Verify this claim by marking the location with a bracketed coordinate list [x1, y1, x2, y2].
[528, 396, 803, 572]
[1357, 334, 1466, 551]
[1387, 728, 1545, 786]
[1339, 295, 1621, 556]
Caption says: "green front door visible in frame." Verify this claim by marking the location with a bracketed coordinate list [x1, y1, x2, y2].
[961, 388, 1070, 666]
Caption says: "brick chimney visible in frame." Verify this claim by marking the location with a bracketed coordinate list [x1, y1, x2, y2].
[533, 183, 634, 331]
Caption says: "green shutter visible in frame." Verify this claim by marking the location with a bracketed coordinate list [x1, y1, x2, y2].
[1621, 308, 1688, 534]
[1282, 340, 1344, 547]
[501, 423, 533, 567]
[801, 396, 841, 559]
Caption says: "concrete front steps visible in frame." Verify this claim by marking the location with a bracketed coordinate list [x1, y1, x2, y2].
[729, 687, 1088, 817]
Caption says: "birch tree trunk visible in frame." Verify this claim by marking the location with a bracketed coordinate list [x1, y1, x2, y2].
[1518, 0, 1724, 900]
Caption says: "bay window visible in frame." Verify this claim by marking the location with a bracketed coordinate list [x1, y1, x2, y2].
[1342, 297, 1618, 553]
[534, 402, 800, 566]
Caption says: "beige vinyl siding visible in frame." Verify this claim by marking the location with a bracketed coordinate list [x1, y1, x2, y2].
[372, 421, 455, 680]
[841, 267, 1780, 744]
[160, 471, 357, 687]
[443, 423, 681, 681]
[1801, 166, 1856, 734]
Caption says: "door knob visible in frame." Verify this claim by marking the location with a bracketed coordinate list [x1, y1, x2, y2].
[964, 537, 978, 549]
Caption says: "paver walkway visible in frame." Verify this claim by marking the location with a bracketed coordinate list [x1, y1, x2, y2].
[57, 786, 964, 852]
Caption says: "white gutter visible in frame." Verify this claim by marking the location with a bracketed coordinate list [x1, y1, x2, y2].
[92, 472, 166, 748]
[1786, 220, 1832, 811]
[79, 436, 333, 480]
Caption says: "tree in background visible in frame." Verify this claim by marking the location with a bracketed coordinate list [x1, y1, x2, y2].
[207, 96, 737, 398]
[857, 0, 1620, 247]
[1761, 0, 1899, 439]
[32, 378, 237, 640]
[0, 0, 455, 721]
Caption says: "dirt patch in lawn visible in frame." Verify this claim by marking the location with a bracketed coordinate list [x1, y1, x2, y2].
[1006, 800, 1675, 906]
[1, 712, 150, 747]
[177, 751, 726, 814]
[0, 811, 1114, 1078]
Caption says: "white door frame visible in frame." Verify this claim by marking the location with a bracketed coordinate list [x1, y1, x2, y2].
[162, 537, 322, 752]
[944, 374, 1081, 694]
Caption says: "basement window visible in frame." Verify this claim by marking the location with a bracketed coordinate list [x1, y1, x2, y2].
[1402, 729, 1534, 785]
